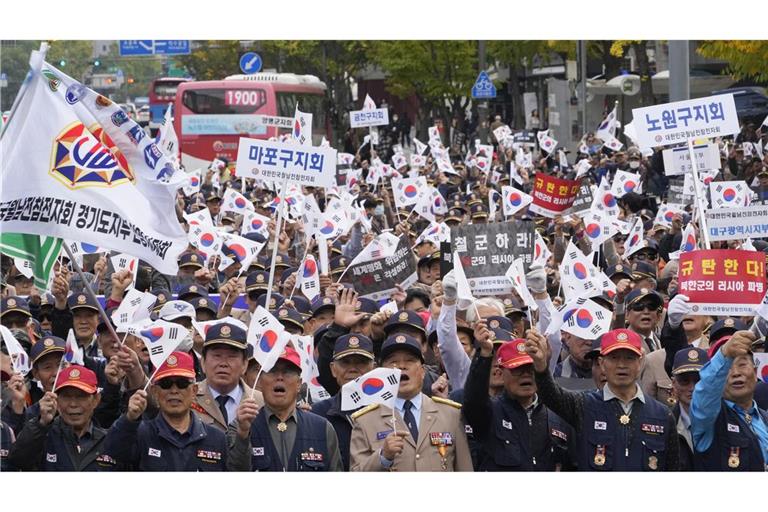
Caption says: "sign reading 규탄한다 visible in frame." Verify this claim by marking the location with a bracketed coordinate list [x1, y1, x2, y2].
[235, 137, 337, 188]
[678, 249, 766, 316]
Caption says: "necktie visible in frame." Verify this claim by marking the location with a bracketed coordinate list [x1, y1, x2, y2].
[215, 395, 229, 425]
[403, 400, 419, 442]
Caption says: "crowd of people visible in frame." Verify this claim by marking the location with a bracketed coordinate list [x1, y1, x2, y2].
[1, 94, 768, 473]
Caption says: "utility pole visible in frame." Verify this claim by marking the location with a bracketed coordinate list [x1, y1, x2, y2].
[668, 41, 690, 102]
[578, 40, 588, 135]
[477, 40, 489, 144]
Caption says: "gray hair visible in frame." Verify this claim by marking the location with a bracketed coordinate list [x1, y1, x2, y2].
[465, 297, 505, 323]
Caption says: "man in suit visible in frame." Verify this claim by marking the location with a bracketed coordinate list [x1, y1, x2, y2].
[192, 322, 263, 431]
[349, 334, 473, 471]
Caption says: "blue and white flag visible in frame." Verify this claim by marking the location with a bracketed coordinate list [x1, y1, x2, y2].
[341, 367, 401, 411]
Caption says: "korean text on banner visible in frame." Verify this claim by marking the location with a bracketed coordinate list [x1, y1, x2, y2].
[340, 235, 417, 301]
[450, 221, 534, 296]
[349, 108, 389, 128]
[235, 137, 337, 189]
[632, 94, 739, 149]
[528, 174, 580, 218]
[704, 205, 768, 241]
[662, 144, 721, 176]
[678, 249, 766, 316]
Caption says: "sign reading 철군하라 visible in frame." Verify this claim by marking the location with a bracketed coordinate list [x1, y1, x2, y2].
[450, 221, 534, 296]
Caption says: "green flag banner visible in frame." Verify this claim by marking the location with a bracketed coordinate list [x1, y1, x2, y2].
[0, 233, 62, 290]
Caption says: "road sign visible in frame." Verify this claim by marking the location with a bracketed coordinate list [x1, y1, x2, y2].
[154, 40, 190, 55]
[0, 73, 7, 88]
[472, 71, 496, 100]
[116, 69, 124, 78]
[119, 40, 154, 56]
[119, 40, 190, 56]
[239, 52, 263, 74]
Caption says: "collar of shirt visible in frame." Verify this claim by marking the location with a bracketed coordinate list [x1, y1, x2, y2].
[724, 399, 761, 420]
[679, 405, 692, 430]
[264, 404, 298, 425]
[525, 394, 540, 419]
[603, 383, 646, 405]
[209, 383, 243, 404]
[395, 393, 423, 418]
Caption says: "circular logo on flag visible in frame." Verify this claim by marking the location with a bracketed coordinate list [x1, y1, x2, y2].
[576, 309, 594, 328]
[200, 233, 215, 247]
[259, 330, 278, 352]
[227, 244, 247, 262]
[190, 176, 200, 187]
[623, 181, 637, 193]
[140, 327, 164, 343]
[508, 192, 522, 206]
[234, 197, 247, 209]
[573, 262, 588, 280]
[320, 221, 335, 235]
[683, 235, 696, 252]
[761, 365, 768, 383]
[362, 378, 384, 395]
[293, 120, 302, 139]
[303, 259, 317, 277]
[404, 185, 418, 198]
[629, 234, 640, 247]
[603, 193, 616, 208]
[81, 243, 100, 253]
[251, 218, 264, 230]
[664, 211, 675, 222]
[585, 223, 601, 239]
[723, 188, 736, 202]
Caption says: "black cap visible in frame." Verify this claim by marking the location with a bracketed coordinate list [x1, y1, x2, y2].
[1, 296, 31, 318]
[178, 251, 205, 270]
[265, 253, 291, 270]
[606, 264, 633, 280]
[417, 251, 441, 269]
[631, 261, 657, 281]
[30, 336, 65, 366]
[177, 284, 208, 301]
[67, 293, 100, 313]
[310, 296, 336, 317]
[291, 296, 312, 318]
[204, 191, 221, 203]
[384, 310, 427, 337]
[470, 203, 489, 219]
[380, 334, 424, 363]
[276, 307, 304, 331]
[672, 347, 709, 376]
[355, 297, 379, 315]
[204, 322, 248, 351]
[190, 296, 217, 316]
[486, 316, 515, 333]
[585, 337, 602, 360]
[246, 271, 270, 293]
[256, 293, 285, 312]
[151, 289, 171, 312]
[333, 334, 374, 361]
[709, 318, 747, 345]
[330, 256, 348, 276]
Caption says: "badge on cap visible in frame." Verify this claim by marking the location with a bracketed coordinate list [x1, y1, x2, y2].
[191, 254, 198, 262]
[490, 319, 500, 329]
[190, 286, 198, 293]
[688, 349, 699, 361]
[617, 332, 628, 343]
[395, 335, 406, 344]
[355, 301, 362, 310]
[398, 312, 409, 322]
[167, 355, 178, 367]
[616, 265, 623, 272]
[77, 295, 87, 304]
[323, 297, 332, 305]
[279, 309, 288, 317]
[640, 288, 649, 294]
[516, 342, 526, 353]
[44, 338, 54, 347]
[7, 298, 16, 307]
[256, 274, 265, 283]
[70, 369, 81, 379]
[724, 318, 734, 327]
[220, 325, 231, 337]
[199, 299, 208, 307]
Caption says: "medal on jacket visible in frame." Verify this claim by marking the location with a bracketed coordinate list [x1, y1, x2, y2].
[728, 447, 740, 469]
[430, 432, 452, 471]
[648, 455, 658, 470]
[594, 445, 606, 467]
[619, 414, 630, 425]
[277, 422, 288, 432]
[744, 413, 752, 425]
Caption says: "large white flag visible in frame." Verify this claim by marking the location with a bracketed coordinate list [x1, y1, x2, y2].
[156, 104, 179, 160]
[341, 367, 401, 411]
[0, 49, 187, 274]
[0, 325, 31, 376]
[596, 105, 618, 141]
[248, 306, 290, 373]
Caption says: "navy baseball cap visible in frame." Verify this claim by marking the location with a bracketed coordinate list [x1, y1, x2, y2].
[177, 284, 208, 301]
[379, 334, 424, 363]
[355, 297, 379, 315]
[151, 289, 171, 314]
[190, 296, 217, 317]
[486, 316, 515, 333]
[265, 253, 291, 270]
[67, 293, 100, 313]
[203, 322, 248, 351]
[1, 296, 31, 318]
[178, 251, 205, 270]
[606, 264, 633, 280]
[384, 310, 427, 337]
[39, 293, 56, 309]
[30, 336, 65, 366]
[708, 318, 749, 358]
[276, 307, 304, 332]
[310, 296, 336, 317]
[330, 256, 349, 277]
[256, 293, 285, 312]
[631, 261, 657, 281]
[672, 347, 709, 376]
[291, 296, 312, 318]
[489, 327, 514, 346]
[333, 334, 374, 361]
[246, 271, 270, 293]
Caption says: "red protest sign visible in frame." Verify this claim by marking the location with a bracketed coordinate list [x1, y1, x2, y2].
[678, 249, 766, 316]
[528, 173, 580, 218]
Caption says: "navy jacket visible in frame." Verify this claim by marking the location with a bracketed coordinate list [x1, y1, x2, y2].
[311, 394, 354, 471]
[248, 408, 332, 471]
[693, 400, 768, 471]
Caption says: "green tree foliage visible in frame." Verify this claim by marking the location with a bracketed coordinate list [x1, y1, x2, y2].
[175, 40, 243, 81]
[0, 40, 42, 110]
[697, 41, 768, 82]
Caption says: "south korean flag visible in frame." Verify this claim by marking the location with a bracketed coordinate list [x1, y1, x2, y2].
[341, 367, 401, 411]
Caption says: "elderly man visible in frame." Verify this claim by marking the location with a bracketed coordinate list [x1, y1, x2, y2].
[103, 351, 229, 471]
[8, 365, 119, 471]
[349, 334, 473, 471]
[229, 347, 343, 471]
[670, 347, 709, 471]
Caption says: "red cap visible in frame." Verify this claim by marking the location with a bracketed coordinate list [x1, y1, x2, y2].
[152, 351, 196, 383]
[54, 365, 98, 394]
[277, 346, 302, 371]
[496, 339, 533, 370]
[600, 329, 643, 357]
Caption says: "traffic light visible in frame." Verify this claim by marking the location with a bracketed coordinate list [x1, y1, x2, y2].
[127, 77, 135, 84]
[58, 59, 66, 67]
[93, 59, 100, 67]
[106, 78, 112, 84]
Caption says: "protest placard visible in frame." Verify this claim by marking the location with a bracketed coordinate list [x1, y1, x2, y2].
[528, 173, 580, 218]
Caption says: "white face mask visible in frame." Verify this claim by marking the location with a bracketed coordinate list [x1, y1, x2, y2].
[374, 205, 385, 216]
[629, 160, 640, 169]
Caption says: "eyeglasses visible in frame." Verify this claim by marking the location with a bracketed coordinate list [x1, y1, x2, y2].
[156, 377, 193, 390]
[628, 303, 659, 312]
[38, 313, 52, 322]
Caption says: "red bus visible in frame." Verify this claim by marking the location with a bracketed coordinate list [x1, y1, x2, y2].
[149, 77, 192, 135]
[174, 73, 328, 170]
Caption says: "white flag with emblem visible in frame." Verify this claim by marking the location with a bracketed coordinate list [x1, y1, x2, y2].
[0, 48, 187, 274]
[341, 367, 401, 411]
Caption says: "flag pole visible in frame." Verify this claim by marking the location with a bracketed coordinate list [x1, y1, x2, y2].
[687, 138, 712, 249]
[288, 241, 311, 302]
[61, 242, 123, 346]
[263, 175, 290, 315]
